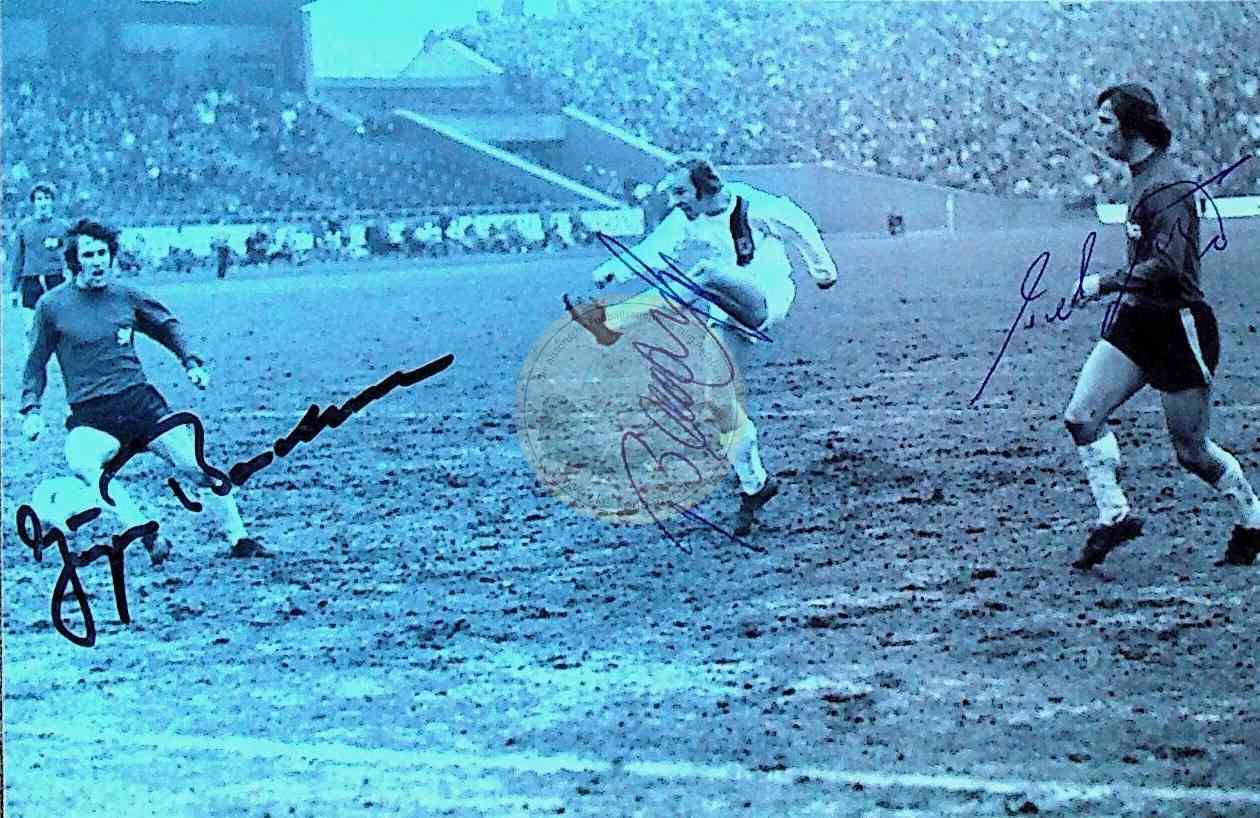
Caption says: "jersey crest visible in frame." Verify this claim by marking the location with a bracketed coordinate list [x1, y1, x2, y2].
[116, 326, 134, 346]
[730, 196, 755, 266]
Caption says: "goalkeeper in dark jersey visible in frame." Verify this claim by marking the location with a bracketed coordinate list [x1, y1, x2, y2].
[19, 219, 271, 564]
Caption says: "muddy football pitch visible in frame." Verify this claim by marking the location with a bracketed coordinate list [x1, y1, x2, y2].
[4, 219, 1260, 817]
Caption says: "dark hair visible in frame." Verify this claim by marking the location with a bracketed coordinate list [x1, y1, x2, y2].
[64, 219, 120, 275]
[1096, 84, 1172, 149]
[666, 155, 723, 198]
[29, 181, 57, 202]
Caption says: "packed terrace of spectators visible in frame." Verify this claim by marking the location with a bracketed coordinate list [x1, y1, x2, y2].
[5, 2, 1257, 255]
[456, 1, 1260, 202]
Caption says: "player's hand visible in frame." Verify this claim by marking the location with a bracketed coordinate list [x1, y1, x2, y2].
[1070, 274, 1102, 307]
[186, 366, 210, 390]
[22, 413, 45, 441]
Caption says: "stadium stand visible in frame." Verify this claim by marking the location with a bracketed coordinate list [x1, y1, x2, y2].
[453, 0, 1260, 201]
[5, 2, 1258, 248]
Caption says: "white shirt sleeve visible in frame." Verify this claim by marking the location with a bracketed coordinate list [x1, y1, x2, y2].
[757, 192, 838, 288]
[592, 208, 687, 286]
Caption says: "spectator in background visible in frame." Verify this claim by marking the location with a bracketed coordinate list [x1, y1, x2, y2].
[212, 231, 232, 279]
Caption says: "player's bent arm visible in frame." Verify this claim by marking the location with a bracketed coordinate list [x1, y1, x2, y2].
[20, 302, 57, 416]
[591, 209, 687, 288]
[131, 289, 203, 369]
[1100, 186, 1193, 294]
[766, 195, 838, 289]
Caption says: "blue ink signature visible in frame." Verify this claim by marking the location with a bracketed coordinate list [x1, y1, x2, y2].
[594, 232, 773, 343]
[581, 236, 769, 552]
[1098, 154, 1247, 335]
[971, 154, 1251, 406]
[16, 355, 455, 647]
[615, 290, 767, 555]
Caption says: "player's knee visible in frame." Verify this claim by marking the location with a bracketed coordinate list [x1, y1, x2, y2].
[65, 437, 110, 481]
[1171, 437, 1213, 476]
[174, 459, 216, 488]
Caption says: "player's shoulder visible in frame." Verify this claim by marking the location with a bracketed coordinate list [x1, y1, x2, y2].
[1138, 158, 1199, 212]
[725, 181, 770, 201]
[107, 281, 149, 302]
[36, 280, 73, 316]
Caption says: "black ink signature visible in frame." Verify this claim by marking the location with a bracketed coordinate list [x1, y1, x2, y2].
[972, 154, 1250, 406]
[20, 354, 455, 647]
[97, 354, 456, 510]
[594, 232, 773, 343]
[15, 503, 157, 648]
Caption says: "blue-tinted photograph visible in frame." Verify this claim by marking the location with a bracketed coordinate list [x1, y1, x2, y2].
[3, 1, 1260, 815]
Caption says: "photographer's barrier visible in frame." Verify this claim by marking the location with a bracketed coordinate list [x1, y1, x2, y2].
[1096, 196, 1260, 224]
[118, 207, 644, 264]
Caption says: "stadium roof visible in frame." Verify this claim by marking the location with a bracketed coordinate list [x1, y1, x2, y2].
[2, 0, 307, 22]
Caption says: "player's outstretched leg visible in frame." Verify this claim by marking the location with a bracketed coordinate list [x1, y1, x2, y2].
[152, 427, 272, 559]
[569, 261, 769, 346]
[686, 262, 768, 336]
[65, 427, 171, 565]
[18, 306, 36, 361]
[1064, 341, 1147, 569]
[1161, 388, 1260, 566]
[563, 294, 623, 346]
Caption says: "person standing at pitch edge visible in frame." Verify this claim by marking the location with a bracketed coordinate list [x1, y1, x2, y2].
[565, 156, 839, 537]
[1066, 84, 1260, 570]
[7, 181, 72, 354]
[19, 219, 271, 564]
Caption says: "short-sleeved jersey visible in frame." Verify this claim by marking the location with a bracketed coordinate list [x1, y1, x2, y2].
[1121, 150, 1204, 309]
[22, 282, 201, 412]
[8, 216, 73, 287]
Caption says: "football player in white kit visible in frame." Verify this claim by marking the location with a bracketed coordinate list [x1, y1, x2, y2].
[566, 156, 838, 536]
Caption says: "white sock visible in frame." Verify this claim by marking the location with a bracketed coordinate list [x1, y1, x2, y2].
[1077, 431, 1130, 525]
[730, 416, 767, 496]
[1207, 442, 1260, 528]
[200, 489, 248, 544]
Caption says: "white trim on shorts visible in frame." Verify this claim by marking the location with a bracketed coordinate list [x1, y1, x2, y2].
[1179, 307, 1212, 385]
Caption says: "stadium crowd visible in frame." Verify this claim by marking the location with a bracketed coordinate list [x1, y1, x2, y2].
[5, 1, 1258, 272]
[2, 56, 597, 271]
[455, 0, 1260, 201]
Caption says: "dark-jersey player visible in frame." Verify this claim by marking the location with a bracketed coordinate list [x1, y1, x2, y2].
[7, 181, 72, 354]
[1066, 84, 1260, 569]
[19, 219, 271, 564]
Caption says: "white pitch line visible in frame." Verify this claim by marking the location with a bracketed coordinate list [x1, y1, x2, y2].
[7, 728, 1260, 806]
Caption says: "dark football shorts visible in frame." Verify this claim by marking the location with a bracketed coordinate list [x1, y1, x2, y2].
[66, 384, 173, 449]
[1102, 301, 1220, 392]
[20, 273, 66, 309]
